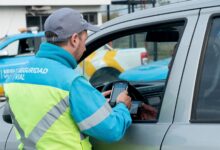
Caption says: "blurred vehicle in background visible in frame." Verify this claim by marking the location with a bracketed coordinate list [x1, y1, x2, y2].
[119, 58, 170, 82]
[85, 47, 148, 86]
[0, 30, 44, 56]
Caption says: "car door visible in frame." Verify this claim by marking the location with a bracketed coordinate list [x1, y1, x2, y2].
[0, 100, 19, 150]
[0, 102, 10, 150]
[85, 9, 200, 150]
[162, 6, 220, 150]
[1, 104, 19, 150]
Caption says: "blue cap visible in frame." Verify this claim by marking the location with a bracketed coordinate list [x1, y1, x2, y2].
[44, 8, 100, 42]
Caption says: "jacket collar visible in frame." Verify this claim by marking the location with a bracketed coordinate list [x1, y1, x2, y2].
[36, 42, 77, 69]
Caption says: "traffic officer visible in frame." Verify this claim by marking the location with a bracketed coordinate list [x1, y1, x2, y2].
[4, 8, 132, 150]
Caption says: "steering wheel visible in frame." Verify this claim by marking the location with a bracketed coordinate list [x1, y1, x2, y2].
[102, 80, 155, 121]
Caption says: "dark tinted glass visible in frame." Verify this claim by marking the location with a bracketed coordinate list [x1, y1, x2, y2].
[195, 17, 220, 121]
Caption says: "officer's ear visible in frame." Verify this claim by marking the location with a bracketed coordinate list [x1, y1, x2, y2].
[70, 33, 80, 49]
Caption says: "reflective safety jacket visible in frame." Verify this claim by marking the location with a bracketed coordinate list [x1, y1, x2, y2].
[4, 42, 132, 150]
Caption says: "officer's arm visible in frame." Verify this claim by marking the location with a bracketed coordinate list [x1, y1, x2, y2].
[69, 76, 132, 142]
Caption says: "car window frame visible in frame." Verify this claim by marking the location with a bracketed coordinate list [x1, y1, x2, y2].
[85, 19, 187, 123]
[83, 18, 187, 63]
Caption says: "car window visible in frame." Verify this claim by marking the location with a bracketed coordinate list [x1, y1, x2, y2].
[86, 21, 184, 86]
[3, 36, 44, 56]
[85, 21, 185, 122]
[192, 17, 220, 122]
[3, 40, 19, 56]
[112, 33, 145, 49]
[0, 37, 7, 43]
[18, 37, 43, 54]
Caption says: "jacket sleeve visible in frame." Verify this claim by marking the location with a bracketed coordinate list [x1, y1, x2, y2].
[69, 76, 132, 142]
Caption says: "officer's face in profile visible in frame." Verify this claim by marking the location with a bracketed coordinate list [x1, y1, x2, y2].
[76, 30, 88, 60]
[68, 30, 88, 61]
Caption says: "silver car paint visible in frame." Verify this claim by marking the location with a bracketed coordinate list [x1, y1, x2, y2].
[92, 9, 200, 150]
[162, 6, 220, 150]
[2, 1, 220, 149]
[0, 103, 13, 150]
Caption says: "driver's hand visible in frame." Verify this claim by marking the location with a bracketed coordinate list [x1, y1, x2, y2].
[140, 103, 157, 120]
[116, 91, 132, 109]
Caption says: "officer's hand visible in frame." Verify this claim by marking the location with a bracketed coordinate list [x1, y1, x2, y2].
[102, 90, 112, 97]
[116, 91, 132, 109]
[102, 90, 112, 102]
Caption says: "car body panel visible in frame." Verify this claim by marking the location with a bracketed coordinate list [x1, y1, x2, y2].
[99, 0, 218, 30]
[0, 32, 45, 50]
[159, 9, 199, 123]
[173, 6, 212, 124]
[0, 103, 13, 150]
[162, 124, 220, 150]
[92, 123, 170, 150]
[2, 1, 220, 149]
[4, 126, 19, 150]
[91, 8, 200, 150]
[162, 6, 220, 150]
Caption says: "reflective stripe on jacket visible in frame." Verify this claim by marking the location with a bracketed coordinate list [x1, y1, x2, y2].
[5, 83, 90, 150]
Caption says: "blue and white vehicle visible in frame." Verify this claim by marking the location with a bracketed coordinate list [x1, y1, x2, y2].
[119, 58, 171, 82]
[0, 31, 45, 83]
[0, 31, 45, 56]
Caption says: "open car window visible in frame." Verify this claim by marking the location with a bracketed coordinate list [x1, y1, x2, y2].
[85, 20, 186, 122]
[1, 36, 44, 56]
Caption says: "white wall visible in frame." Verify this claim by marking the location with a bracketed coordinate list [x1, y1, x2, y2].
[38, 6, 103, 25]
[0, 7, 26, 37]
[50, 6, 102, 13]
[0, 5, 103, 38]
[64, 6, 103, 25]
[97, 12, 103, 26]
[0, 0, 110, 6]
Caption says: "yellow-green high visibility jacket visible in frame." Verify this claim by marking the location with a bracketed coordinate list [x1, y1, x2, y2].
[4, 43, 132, 150]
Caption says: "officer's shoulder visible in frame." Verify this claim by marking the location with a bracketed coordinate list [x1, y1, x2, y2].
[36, 57, 82, 81]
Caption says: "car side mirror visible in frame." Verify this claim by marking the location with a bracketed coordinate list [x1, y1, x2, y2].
[2, 103, 12, 124]
[0, 96, 7, 102]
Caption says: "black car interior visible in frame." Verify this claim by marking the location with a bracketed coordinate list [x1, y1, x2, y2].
[96, 80, 165, 122]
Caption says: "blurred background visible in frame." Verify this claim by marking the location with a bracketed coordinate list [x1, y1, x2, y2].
[0, 0, 189, 38]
